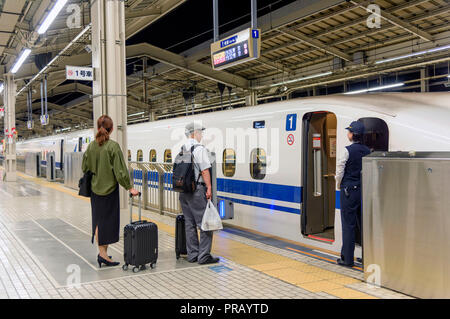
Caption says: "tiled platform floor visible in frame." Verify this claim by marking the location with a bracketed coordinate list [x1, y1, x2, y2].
[0, 173, 411, 299]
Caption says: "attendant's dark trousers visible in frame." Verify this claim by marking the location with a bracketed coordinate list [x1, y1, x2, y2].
[340, 185, 362, 265]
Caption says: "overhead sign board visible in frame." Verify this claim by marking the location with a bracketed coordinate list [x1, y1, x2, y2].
[211, 28, 261, 70]
[40, 114, 49, 126]
[221, 36, 237, 48]
[65, 65, 94, 81]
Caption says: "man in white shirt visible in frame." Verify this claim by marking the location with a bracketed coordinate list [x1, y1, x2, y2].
[179, 122, 220, 265]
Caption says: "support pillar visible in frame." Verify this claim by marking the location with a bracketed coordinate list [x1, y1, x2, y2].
[142, 57, 148, 106]
[420, 68, 428, 92]
[149, 108, 156, 122]
[3, 73, 17, 182]
[142, 57, 152, 121]
[245, 90, 257, 106]
[91, 0, 128, 208]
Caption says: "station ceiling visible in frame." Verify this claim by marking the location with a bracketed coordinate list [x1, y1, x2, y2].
[0, 0, 449, 138]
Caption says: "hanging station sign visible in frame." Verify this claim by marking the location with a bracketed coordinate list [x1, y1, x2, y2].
[40, 114, 49, 126]
[65, 65, 94, 81]
[211, 28, 261, 70]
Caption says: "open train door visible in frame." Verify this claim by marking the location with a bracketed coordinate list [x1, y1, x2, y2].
[301, 112, 337, 242]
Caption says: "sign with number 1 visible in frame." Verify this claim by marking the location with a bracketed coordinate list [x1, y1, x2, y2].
[286, 114, 297, 131]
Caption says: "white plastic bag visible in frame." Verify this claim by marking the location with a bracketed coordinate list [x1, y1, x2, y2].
[201, 200, 223, 231]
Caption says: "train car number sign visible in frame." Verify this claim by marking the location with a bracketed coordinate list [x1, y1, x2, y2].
[66, 65, 94, 81]
[286, 114, 297, 131]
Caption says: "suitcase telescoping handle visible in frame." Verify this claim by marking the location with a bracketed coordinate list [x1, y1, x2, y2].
[129, 192, 142, 223]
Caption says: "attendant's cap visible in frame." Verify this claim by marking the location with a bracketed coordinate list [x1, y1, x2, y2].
[185, 122, 206, 135]
[346, 121, 365, 135]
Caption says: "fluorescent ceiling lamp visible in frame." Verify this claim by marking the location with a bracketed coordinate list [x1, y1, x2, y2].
[11, 49, 31, 74]
[269, 71, 332, 87]
[0, 83, 3, 93]
[37, 0, 68, 34]
[128, 112, 145, 117]
[128, 117, 149, 123]
[344, 83, 404, 95]
[375, 44, 450, 64]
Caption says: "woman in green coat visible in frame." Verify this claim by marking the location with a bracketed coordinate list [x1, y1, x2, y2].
[82, 115, 139, 267]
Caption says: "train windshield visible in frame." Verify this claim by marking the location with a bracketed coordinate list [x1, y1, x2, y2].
[358, 117, 389, 152]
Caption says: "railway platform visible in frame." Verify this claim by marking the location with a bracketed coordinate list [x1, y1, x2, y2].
[0, 172, 410, 300]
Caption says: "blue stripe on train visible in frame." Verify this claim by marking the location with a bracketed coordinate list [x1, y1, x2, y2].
[336, 190, 341, 209]
[217, 178, 302, 204]
[221, 190, 341, 214]
[105, 169, 343, 214]
[218, 195, 301, 215]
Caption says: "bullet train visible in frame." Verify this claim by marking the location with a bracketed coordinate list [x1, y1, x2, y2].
[14, 93, 450, 254]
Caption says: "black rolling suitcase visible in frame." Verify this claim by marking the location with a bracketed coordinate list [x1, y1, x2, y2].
[123, 193, 158, 273]
[175, 214, 187, 259]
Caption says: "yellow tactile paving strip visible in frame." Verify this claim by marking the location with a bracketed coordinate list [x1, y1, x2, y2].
[17, 172, 375, 299]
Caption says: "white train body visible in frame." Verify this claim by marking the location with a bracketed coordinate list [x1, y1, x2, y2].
[15, 93, 450, 254]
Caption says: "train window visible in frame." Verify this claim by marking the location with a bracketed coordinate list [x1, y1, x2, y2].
[137, 149, 143, 162]
[128, 150, 131, 161]
[358, 117, 389, 152]
[164, 149, 172, 163]
[222, 149, 236, 177]
[149, 149, 157, 162]
[250, 148, 266, 180]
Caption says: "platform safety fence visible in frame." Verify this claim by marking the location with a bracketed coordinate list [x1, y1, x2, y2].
[128, 161, 181, 216]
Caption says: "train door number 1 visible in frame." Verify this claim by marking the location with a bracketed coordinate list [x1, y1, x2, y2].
[286, 114, 297, 131]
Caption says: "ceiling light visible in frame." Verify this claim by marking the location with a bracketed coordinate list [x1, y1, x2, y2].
[375, 44, 450, 64]
[0, 83, 3, 93]
[344, 83, 404, 95]
[128, 112, 145, 117]
[11, 49, 31, 74]
[269, 71, 333, 87]
[37, 0, 68, 34]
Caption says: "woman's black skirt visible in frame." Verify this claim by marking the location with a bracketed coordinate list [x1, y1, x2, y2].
[90, 185, 120, 245]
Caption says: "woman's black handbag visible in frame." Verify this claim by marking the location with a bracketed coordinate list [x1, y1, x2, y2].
[78, 171, 93, 197]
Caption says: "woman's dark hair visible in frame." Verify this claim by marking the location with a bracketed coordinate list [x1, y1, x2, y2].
[96, 115, 113, 146]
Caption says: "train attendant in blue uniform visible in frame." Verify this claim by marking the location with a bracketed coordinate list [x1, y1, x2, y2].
[335, 121, 370, 267]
